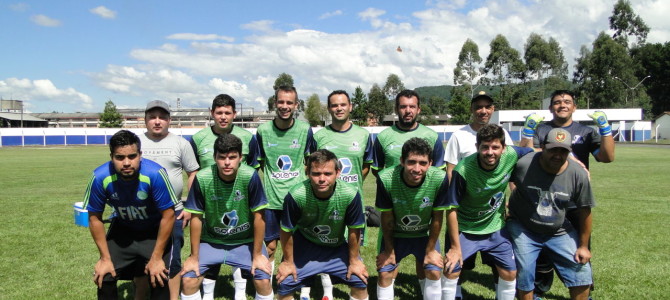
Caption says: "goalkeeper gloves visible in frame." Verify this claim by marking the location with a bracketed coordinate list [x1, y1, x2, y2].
[587, 111, 612, 136]
[522, 113, 544, 138]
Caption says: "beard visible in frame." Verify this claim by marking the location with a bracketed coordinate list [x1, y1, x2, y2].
[398, 115, 417, 129]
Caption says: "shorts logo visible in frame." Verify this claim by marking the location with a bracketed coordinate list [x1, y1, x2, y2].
[312, 225, 331, 235]
[329, 209, 343, 221]
[419, 197, 432, 208]
[289, 139, 301, 149]
[136, 191, 148, 200]
[277, 155, 292, 171]
[233, 190, 245, 201]
[222, 210, 239, 227]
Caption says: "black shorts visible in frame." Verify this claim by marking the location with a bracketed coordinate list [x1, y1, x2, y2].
[103, 221, 175, 282]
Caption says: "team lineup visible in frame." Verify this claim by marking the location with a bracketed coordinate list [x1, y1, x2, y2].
[84, 87, 614, 299]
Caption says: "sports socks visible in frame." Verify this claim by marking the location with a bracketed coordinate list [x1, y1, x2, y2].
[419, 278, 426, 292]
[496, 277, 516, 300]
[321, 273, 334, 299]
[300, 286, 311, 300]
[201, 277, 216, 300]
[181, 291, 202, 300]
[423, 278, 442, 300]
[441, 275, 458, 300]
[349, 296, 370, 300]
[377, 282, 394, 300]
[233, 267, 247, 300]
[255, 291, 275, 300]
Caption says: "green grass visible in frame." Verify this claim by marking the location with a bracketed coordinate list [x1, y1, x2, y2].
[0, 144, 669, 299]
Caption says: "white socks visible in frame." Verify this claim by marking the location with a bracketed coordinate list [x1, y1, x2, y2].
[233, 267, 247, 300]
[423, 278, 442, 300]
[496, 277, 516, 300]
[181, 291, 203, 300]
[441, 275, 458, 300]
[419, 278, 426, 292]
[255, 291, 275, 300]
[300, 286, 311, 300]
[350, 296, 370, 300]
[321, 274, 334, 299]
[376, 282, 394, 300]
[202, 277, 216, 300]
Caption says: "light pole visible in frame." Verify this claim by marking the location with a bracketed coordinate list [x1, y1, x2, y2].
[614, 75, 651, 106]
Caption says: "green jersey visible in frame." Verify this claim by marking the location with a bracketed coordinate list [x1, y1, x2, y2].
[184, 164, 268, 245]
[376, 165, 451, 238]
[190, 126, 259, 169]
[372, 124, 445, 170]
[256, 119, 315, 210]
[314, 124, 373, 192]
[449, 146, 532, 234]
[281, 179, 365, 247]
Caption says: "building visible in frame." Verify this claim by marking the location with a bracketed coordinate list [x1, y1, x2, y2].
[653, 112, 670, 140]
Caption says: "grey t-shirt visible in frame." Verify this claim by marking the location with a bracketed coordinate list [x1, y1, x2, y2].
[509, 152, 595, 235]
[140, 132, 200, 209]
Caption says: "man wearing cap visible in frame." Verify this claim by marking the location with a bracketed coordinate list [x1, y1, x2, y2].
[519, 89, 613, 297]
[443, 91, 513, 298]
[138, 100, 200, 299]
[507, 128, 595, 300]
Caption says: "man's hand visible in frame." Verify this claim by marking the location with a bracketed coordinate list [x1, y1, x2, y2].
[93, 258, 116, 288]
[587, 111, 612, 136]
[376, 250, 396, 270]
[574, 246, 592, 264]
[522, 113, 544, 138]
[443, 247, 463, 274]
[145, 256, 169, 288]
[251, 254, 272, 277]
[423, 249, 443, 270]
[276, 261, 297, 284]
[177, 210, 192, 228]
[347, 259, 369, 284]
[180, 255, 200, 277]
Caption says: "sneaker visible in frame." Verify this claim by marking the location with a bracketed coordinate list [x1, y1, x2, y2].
[322, 297, 330, 300]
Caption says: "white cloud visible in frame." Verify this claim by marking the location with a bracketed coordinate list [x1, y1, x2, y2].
[241, 20, 277, 33]
[0, 78, 93, 108]
[319, 10, 343, 20]
[90, 6, 116, 19]
[30, 14, 61, 27]
[167, 33, 235, 42]
[9, 3, 29, 12]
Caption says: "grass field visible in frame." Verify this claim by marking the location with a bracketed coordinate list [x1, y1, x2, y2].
[1, 144, 669, 299]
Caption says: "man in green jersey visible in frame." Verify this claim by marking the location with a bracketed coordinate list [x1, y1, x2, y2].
[189, 94, 260, 300]
[180, 134, 274, 300]
[376, 138, 460, 300]
[276, 150, 369, 300]
[256, 86, 316, 264]
[441, 124, 533, 300]
[310, 90, 373, 300]
[371, 89, 445, 177]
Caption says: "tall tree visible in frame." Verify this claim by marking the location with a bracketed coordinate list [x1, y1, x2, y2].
[367, 84, 392, 124]
[483, 34, 526, 109]
[524, 33, 568, 103]
[267, 73, 295, 112]
[631, 42, 670, 117]
[446, 87, 471, 125]
[305, 93, 327, 126]
[453, 38, 483, 98]
[99, 100, 123, 128]
[382, 74, 406, 100]
[609, 0, 650, 48]
[350, 86, 368, 125]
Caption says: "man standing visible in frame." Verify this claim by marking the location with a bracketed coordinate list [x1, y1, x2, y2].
[443, 91, 513, 298]
[442, 124, 533, 300]
[85, 130, 178, 299]
[137, 100, 199, 300]
[508, 128, 595, 300]
[311, 90, 373, 300]
[180, 134, 274, 300]
[375, 138, 460, 300]
[372, 89, 445, 177]
[190, 94, 260, 299]
[256, 86, 316, 266]
[276, 150, 369, 300]
[519, 89, 613, 297]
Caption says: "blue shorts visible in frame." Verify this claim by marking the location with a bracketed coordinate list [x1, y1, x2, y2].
[182, 241, 271, 281]
[378, 236, 442, 273]
[446, 229, 517, 273]
[277, 232, 367, 296]
[169, 210, 184, 277]
[506, 220, 593, 291]
[264, 209, 281, 242]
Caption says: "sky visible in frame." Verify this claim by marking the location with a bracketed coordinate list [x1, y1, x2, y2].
[1, 0, 668, 113]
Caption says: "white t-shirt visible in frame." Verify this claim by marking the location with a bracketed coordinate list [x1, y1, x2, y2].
[444, 124, 514, 165]
[140, 132, 199, 206]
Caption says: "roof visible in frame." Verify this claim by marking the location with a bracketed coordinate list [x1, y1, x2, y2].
[654, 111, 670, 121]
[0, 112, 47, 122]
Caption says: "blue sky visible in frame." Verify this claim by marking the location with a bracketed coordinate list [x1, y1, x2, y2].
[1, 0, 668, 113]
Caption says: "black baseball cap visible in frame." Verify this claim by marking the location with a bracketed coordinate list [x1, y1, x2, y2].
[471, 91, 494, 103]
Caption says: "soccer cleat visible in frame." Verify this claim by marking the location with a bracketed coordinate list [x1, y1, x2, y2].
[322, 297, 330, 300]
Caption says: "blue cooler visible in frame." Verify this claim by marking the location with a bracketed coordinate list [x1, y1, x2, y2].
[74, 201, 89, 227]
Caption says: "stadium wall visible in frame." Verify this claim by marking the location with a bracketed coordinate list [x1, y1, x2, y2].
[0, 123, 651, 147]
